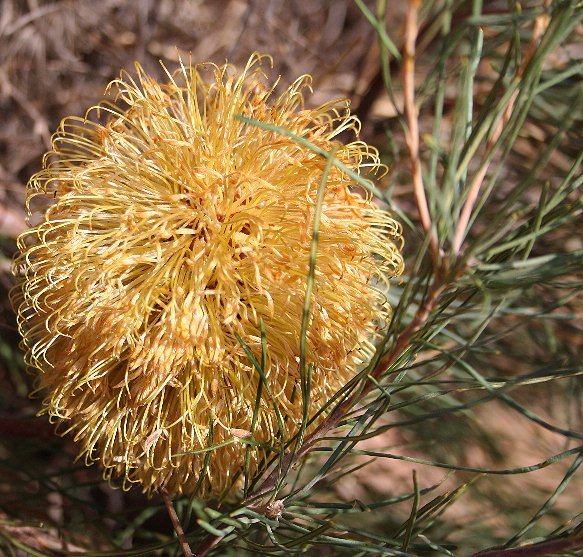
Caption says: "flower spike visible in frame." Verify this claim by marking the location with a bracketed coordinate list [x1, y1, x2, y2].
[13, 54, 404, 498]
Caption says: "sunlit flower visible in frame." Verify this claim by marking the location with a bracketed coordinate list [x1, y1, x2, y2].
[13, 53, 404, 498]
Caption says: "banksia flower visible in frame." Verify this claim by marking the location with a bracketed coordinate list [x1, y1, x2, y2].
[13, 53, 404, 498]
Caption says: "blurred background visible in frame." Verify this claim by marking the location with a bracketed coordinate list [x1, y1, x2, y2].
[1, 1, 582, 556]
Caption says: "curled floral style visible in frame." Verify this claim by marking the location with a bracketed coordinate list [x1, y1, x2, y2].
[13, 53, 404, 497]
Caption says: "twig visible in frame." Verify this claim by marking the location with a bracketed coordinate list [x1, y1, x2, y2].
[0, 511, 87, 554]
[372, 278, 446, 380]
[3, 3, 62, 36]
[160, 487, 193, 557]
[5, 81, 51, 148]
[192, 273, 445, 555]
[193, 533, 224, 557]
[472, 536, 583, 557]
[255, 277, 444, 503]
[194, 8, 447, 554]
[402, 0, 439, 265]
[452, 12, 549, 255]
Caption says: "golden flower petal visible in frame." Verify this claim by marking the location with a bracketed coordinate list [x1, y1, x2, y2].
[13, 53, 404, 498]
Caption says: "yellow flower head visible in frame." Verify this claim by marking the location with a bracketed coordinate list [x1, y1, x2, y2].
[13, 53, 404, 498]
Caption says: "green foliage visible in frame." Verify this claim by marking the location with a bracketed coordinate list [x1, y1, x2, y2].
[188, 2, 583, 555]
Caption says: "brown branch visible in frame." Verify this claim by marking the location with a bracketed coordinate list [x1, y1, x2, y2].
[402, 0, 439, 265]
[161, 487, 193, 557]
[193, 5, 557, 557]
[452, 12, 550, 255]
[372, 278, 446, 381]
[193, 275, 446, 556]
[0, 511, 87, 555]
[193, 533, 224, 557]
[194, 7, 449, 554]
[472, 536, 583, 557]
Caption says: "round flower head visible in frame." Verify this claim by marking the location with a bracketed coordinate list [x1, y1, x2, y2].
[13, 53, 404, 498]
